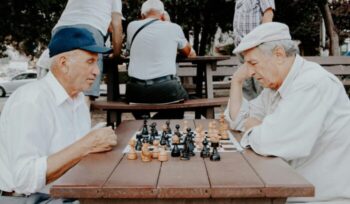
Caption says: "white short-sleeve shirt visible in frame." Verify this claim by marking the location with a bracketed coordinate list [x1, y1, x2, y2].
[53, 0, 123, 36]
[126, 18, 188, 80]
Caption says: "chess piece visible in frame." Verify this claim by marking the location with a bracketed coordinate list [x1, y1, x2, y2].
[160, 125, 168, 146]
[200, 137, 210, 158]
[141, 143, 152, 162]
[210, 141, 221, 161]
[166, 120, 172, 134]
[175, 124, 181, 137]
[135, 134, 143, 151]
[158, 147, 168, 162]
[152, 140, 160, 159]
[141, 116, 149, 135]
[171, 135, 181, 157]
[150, 122, 158, 137]
[186, 128, 195, 156]
[127, 139, 138, 160]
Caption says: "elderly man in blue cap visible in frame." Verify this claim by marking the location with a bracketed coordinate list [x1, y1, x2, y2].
[0, 27, 117, 203]
[225, 22, 350, 203]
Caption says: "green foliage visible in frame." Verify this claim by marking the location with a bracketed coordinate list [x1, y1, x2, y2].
[0, 0, 66, 57]
[0, 0, 348, 57]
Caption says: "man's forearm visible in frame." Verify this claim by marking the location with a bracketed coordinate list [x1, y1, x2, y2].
[228, 79, 244, 121]
[46, 139, 90, 184]
[111, 12, 123, 57]
[261, 8, 274, 23]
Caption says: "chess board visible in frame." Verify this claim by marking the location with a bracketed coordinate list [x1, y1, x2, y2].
[122, 129, 240, 154]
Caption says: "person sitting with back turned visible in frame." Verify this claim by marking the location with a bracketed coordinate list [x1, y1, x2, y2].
[224, 22, 350, 203]
[0, 28, 117, 204]
[125, 0, 196, 119]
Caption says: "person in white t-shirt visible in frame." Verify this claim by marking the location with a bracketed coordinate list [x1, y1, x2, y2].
[0, 27, 117, 203]
[37, 0, 124, 107]
[125, 0, 196, 119]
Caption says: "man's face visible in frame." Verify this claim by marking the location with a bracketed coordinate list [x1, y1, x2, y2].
[66, 50, 100, 93]
[243, 47, 282, 90]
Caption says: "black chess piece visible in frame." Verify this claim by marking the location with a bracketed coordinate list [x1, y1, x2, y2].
[180, 139, 190, 160]
[210, 142, 221, 161]
[142, 135, 149, 144]
[160, 130, 167, 146]
[150, 122, 158, 136]
[187, 132, 195, 156]
[141, 116, 149, 135]
[200, 137, 210, 158]
[135, 134, 143, 151]
[175, 124, 181, 137]
[164, 134, 171, 148]
[166, 120, 172, 134]
[171, 141, 181, 157]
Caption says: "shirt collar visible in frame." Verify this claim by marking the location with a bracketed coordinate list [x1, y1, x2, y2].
[43, 72, 85, 107]
[276, 54, 304, 98]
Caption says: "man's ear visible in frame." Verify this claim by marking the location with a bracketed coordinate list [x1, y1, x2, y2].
[273, 46, 286, 64]
[57, 55, 69, 74]
[160, 14, 165, 21]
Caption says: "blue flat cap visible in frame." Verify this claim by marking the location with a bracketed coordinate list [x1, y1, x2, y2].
[48, 27, 112, 57]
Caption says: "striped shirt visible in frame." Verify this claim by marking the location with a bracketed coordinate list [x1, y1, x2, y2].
[233, 0, 275, 46]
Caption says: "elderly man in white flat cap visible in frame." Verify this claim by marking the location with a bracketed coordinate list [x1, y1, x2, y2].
[224, 22, 350, 203]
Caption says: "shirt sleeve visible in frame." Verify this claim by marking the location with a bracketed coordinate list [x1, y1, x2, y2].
[112, 0, 123, 14]
[224, 89, 269, 131]
[259, 0, 275, 12]
[246, 80, 338, 161]
[174, 24, 189, 50]
[7, 99, 52, 194]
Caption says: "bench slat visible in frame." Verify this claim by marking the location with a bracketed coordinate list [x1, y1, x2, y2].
[92, 97, 228, 111]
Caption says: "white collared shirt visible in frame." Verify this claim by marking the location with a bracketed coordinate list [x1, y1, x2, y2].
[225, 55, 350, 203]
[0, 72, 91, 195]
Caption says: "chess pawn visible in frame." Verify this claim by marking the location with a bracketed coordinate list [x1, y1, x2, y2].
[219, 112, 225, 125]
[210, 141, 221, 161]
[220, 130, 229, 140]
[166, 120, 172, 134]
[158, 147, 168, 162]
[127, 139, 138, 160]
[141, 143, 152, 162]
[160, 125, 167, 147]
[152, 140, 160, 159]
[200, 137, 210, 158]
[171, 135, 181, 157]
[135, 134, 143, 151]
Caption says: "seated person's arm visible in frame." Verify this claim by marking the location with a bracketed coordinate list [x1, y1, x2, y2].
[179, 43, 196, 58]
[110, 12, 123, 58]
[46, 127, 117, 184]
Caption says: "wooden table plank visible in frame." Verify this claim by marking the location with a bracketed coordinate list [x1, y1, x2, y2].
[242, 150, 315, 198]
[102, 155, 161, 198]
[51, 120, 143, 198]
[157, 156, 210, 198]
[101, 120, 163, 198]
[205, 152, 265, 198]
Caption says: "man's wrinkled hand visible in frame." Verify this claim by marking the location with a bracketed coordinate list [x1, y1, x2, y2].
[84, 127, 117, 154]
[232, 64, 251, 84]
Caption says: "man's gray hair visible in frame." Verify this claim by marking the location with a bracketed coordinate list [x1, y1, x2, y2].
[258, 40, 299, 57]
[141, 0, 164, 16]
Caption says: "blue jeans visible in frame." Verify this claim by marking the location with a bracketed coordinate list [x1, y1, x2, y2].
[52, 24, 105, 97]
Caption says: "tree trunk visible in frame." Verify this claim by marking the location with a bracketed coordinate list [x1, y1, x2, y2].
[318, 1, 340, 56]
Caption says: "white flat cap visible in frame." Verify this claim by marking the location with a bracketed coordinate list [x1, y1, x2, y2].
[233, 22, 291, 54]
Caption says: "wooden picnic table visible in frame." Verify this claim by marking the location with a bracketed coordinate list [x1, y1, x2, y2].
[104, 56, 230, 101]
[51, 119, 314, 204]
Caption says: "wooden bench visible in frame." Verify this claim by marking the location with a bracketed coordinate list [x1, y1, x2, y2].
[92, 97, 228, 125]
[178, 56, 350, 97]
